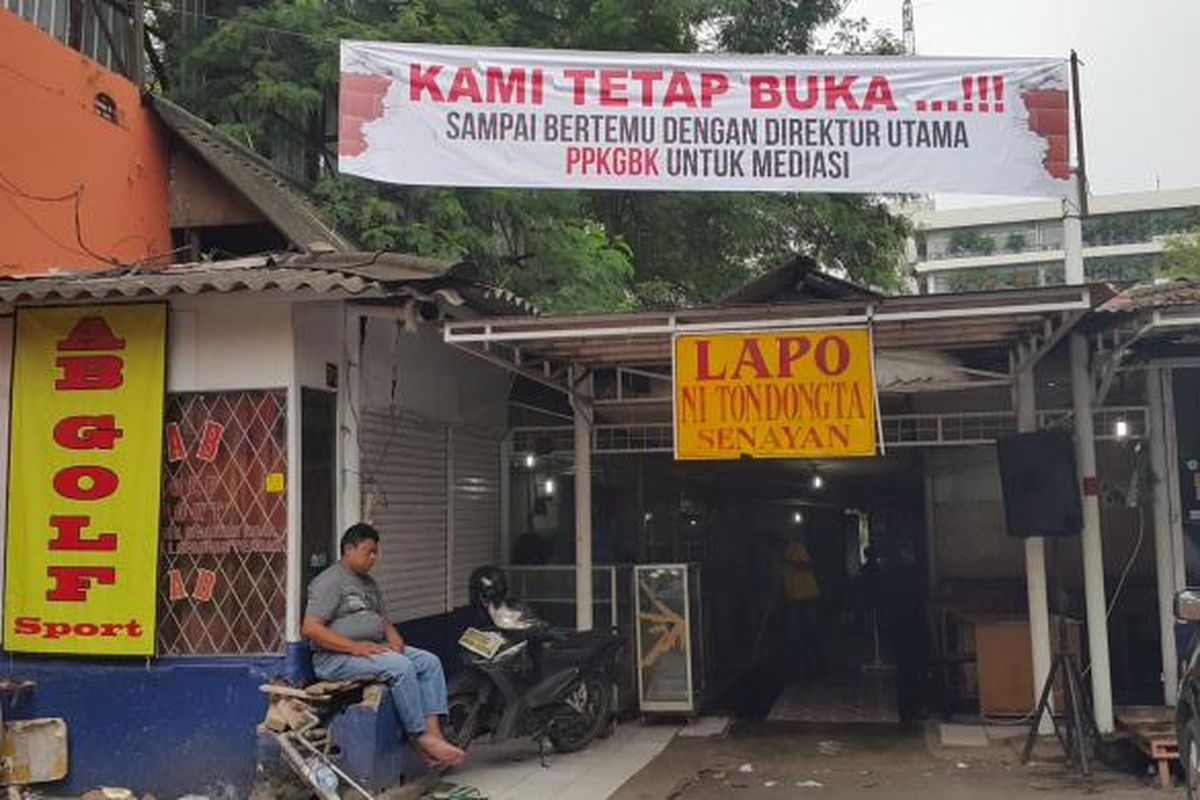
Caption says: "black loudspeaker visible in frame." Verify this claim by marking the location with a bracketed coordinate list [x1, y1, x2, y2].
[996, 429, 1083, 538]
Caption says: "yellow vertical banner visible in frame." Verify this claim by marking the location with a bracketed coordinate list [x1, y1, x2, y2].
[5, 304, 167, 655]
[673, 327, 878, 460]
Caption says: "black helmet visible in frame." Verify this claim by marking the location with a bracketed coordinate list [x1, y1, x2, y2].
[468, 565, 508, 608]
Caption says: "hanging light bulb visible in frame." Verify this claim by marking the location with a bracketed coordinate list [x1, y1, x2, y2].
[523, 453, 537, 468]
[792, 510, 804, 525]
[811, 473, 824, 490]
[1114, 419, 1129, 439]
[543, 478, 556, 495]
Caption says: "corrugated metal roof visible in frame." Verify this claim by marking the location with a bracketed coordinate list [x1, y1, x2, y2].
[0, 252, 535, 317]
[0, 256, 373, 303]
[444, 284, 1103, 365]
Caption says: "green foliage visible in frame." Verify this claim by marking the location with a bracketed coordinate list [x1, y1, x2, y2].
[948, 229, 995, 257]
[1161, 235, 1200, 280]
[157, 0, 912, 311]
[1004, 232, 1028, 253]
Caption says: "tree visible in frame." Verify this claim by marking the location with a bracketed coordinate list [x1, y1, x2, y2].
[1162, 234, 1200, 280]
[158, 0, 911, 310]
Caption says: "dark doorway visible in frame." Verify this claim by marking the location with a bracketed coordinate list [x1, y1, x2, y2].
[301, 388, 337, 598]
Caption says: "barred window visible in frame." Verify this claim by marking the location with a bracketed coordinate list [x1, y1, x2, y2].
[157, 390, 288, 656]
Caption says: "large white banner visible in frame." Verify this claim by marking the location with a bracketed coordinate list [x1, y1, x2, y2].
[340, 42, 1071, 197]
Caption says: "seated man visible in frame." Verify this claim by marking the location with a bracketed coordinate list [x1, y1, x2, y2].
[302, 523, 465, 766]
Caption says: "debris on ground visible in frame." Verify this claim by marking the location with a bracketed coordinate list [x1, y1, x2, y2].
[956, 762, 970, 769]
[82, 790, 135, 800]
[817, 740, 844, 756]
[738, 762, 754, 773]
[764, 780, 778, 787]
[422, 781, 488, 800]
[796, 779, 825, 788]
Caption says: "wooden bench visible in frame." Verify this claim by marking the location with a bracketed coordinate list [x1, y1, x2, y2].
[1117, 706, 1178, 789]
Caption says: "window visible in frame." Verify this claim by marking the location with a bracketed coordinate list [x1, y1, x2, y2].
[94, 93, 118, 124]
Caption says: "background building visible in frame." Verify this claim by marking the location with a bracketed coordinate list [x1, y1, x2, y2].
[909, 187, 1200, 292]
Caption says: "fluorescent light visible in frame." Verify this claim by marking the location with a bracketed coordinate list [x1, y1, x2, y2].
[543, 478, 556, 495]
[523, 453, 536, 468]
[1114, 419, 1129, 439]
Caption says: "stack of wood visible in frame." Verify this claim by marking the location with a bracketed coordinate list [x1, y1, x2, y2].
[1116, 706, 1179, 790]
[259, 678, 383, 800]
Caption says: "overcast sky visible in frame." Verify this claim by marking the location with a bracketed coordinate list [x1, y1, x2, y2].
[831, 0, 1200, 208]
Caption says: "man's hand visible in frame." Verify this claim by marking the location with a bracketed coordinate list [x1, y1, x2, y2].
[349, 641, 391, 657]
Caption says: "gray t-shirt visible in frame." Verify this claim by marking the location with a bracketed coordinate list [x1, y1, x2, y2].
[305, 563, 389, 651]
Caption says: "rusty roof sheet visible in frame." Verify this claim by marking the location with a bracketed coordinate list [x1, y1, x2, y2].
[1098, 280, 1200, 313]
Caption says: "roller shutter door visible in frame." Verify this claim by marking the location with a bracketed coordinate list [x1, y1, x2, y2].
[360, 409, 448, 621]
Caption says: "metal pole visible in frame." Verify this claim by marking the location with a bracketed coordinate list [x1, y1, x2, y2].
[1016, 364, 1053, 732]
[1064, 52, 1088, 286]
[1163, 369, 1187, 595]
[339, 310, 362, 530]
[1070, 333, 1114, 733]
[572, 368, 594, 632]
[1070, 51, 1089, 218]
[132, 0, 145, 87]
[1063, 180, 1085, 286]
[1147, 366, 1179, 705]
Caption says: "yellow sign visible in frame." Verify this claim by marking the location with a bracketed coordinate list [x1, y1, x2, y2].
[673, 328, 877, 460]
[5, 304, 167, 655]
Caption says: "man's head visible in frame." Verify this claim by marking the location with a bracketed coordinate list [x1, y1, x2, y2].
[340, 523, 380, 575]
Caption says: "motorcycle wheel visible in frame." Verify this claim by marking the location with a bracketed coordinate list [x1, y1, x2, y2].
[547, 675, 613, 754]
[444, 691, 481, 749]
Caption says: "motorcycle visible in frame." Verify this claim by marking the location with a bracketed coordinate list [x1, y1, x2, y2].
[443, 566, 623, 757]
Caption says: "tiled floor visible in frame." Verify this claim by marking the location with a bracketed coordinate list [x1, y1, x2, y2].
[443, 721, 682, 800]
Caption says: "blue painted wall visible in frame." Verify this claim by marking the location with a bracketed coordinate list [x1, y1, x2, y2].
[0, 610, 470, 798]
[0, 649, 301, 797]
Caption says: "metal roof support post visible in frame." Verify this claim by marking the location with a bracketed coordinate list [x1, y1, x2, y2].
[572, 366, 594, 632]
[1146, 366, 1179, 705]
[1071, 333, 1114, 733]
[1015, 362, 1054, 733]
[1063, 176, 1086, 286]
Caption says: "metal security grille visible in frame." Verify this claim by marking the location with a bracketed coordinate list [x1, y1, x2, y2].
[157, 390, 288, 656]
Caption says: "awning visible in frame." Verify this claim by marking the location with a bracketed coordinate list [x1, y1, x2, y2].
[443, 285, 1107, 393]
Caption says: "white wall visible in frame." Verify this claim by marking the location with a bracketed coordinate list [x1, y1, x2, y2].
[361, 318, 509, 429]
[293, 302, 343, 391]
[168, 295, 294, 392]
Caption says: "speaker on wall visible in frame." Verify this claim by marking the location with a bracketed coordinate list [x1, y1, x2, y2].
[996, 429, 1083, 538]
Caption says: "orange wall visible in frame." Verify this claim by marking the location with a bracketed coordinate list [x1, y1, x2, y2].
[0, 9, 172, 275]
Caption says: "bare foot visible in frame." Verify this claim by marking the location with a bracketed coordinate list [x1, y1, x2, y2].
[415, 732, 466, 766]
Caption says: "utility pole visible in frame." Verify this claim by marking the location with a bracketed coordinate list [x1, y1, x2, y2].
[903, 0, 916, 55]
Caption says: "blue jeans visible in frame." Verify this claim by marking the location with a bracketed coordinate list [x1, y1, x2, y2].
[314, 646, 448, 735]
